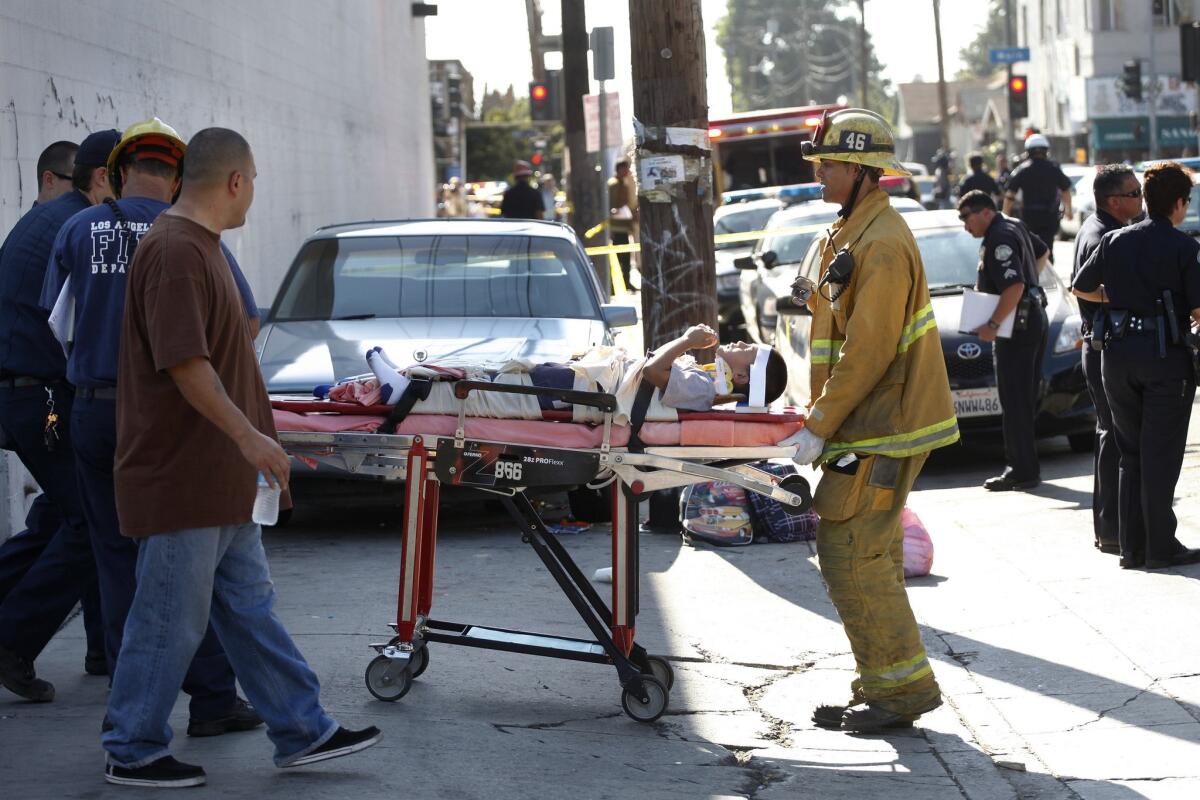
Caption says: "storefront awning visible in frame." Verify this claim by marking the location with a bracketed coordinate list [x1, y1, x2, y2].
[1091, 116, 1196, 151]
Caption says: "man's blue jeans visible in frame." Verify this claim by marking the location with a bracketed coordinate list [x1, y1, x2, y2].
[102, 523, 336, 768]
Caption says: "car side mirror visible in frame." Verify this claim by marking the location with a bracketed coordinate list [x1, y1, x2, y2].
[733, 256, 756, 270]
[601, 304, 639, 328]
[759, 250, 779, 269]
[774, 296, 811, 316]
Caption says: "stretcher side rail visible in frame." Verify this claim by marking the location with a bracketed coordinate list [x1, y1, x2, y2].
[453, 379, 618, 412]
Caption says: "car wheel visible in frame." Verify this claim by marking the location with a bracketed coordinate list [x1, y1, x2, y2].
[1067, 432, 1094, 453]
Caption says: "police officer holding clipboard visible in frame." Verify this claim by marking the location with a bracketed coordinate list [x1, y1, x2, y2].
[1072, 162, 1200, 570]
[958, 189, 1050, 492]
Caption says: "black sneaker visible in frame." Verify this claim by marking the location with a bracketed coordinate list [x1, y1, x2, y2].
[187, 697, 264, 737]
[279, 726, 382, 767]
[0, 645, 54, 702]
[104, 756, 206, 788]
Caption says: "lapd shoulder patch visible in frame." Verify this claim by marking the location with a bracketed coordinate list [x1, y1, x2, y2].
[994, 244, 1013, 261]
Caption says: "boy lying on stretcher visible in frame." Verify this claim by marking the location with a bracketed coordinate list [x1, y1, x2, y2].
[350, 324, 787, 421]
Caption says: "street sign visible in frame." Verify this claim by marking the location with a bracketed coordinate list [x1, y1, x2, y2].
[584, 92, 622, 153]
[989, 47, 1031, 65]
[591, 26, 615, 82]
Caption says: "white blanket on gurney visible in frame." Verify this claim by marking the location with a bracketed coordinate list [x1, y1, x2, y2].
[377, 347, 681, 425]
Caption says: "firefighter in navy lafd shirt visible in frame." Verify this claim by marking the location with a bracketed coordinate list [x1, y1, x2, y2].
[39, 119, 262, 733]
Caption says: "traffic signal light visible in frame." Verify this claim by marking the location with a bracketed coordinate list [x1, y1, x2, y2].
[1008, 74, 1028, 120]
[1118, 60, 1142, 102]
[530, 81, 550, 120]
[529, 71, 562, 122]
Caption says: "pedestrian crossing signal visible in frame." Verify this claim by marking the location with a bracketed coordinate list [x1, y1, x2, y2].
[1008, 75, 1028, 120]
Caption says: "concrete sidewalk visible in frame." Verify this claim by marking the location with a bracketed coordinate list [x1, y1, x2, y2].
[2, 415, 1199, 798]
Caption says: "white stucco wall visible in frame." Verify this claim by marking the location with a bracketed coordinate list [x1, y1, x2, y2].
[1, 0, 435, 534]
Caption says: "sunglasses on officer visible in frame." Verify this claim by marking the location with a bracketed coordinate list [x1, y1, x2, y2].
[1102, 187, 1142, 199]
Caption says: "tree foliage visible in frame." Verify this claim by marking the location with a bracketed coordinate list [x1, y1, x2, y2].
[956, 0, 1007, 80]
[466, 87, 564, 182]
[714, 0, 894, 117]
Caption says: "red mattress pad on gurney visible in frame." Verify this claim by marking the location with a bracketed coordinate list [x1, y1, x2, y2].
[271, 401, 805, 448]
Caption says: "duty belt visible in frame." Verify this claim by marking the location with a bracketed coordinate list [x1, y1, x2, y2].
[0, 376, 57, 389]
[1125, 315, 1160, 333]
[77, 386, 118, 400]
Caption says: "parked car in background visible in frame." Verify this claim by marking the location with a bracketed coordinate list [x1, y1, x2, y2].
[712, 198, 783, 337]
[1058, 164, 1096, 239]
[913, 174, 939, 209]
[257, 218, 637, 394]
[736, 194, 924, 345]
[773, 209, 1095, 451]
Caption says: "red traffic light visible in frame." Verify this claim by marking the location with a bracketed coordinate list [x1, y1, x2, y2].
[531, 84, 549, 101]
[1009, 76, 1026, 93]
[530, 152, 543, 166]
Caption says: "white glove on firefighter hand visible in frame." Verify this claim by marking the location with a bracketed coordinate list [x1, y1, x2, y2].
[778, 427, 825, 466]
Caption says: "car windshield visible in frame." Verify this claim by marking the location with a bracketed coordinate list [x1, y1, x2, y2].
[272, 234, 598, 321]
[1182, 184, 1200, 234]
[713, 205, 779, 249]
[760, 212, 835, 265]
[915, 230, 983, 290]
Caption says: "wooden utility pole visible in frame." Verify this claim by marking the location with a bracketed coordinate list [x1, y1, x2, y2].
[561, 0, 603, 245]
[525, 0, 547, 83]
[628, 0, 717, 352]
[858, 0, 868, 108]
[932, 0, 950, 152]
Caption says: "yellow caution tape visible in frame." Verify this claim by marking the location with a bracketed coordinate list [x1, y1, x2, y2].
[582, 221, 829, 257]
[584, 219, 608, 239]
[609, 252, 627, 295]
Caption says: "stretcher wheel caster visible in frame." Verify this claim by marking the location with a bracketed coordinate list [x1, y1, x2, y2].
[410, 646, 430, 679]
[365, 654, 413, 701]
[643, 655, 674, 690]
[621, 675, 669, 723]
[779, 475, 812, 511]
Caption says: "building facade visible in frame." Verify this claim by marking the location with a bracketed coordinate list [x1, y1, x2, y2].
[1017, 0, 1200, 162]
[429, 60, 475, 182]
[0, 0, 435, 535]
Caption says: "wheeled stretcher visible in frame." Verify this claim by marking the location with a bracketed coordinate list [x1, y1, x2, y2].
[272, 379, 811, 722]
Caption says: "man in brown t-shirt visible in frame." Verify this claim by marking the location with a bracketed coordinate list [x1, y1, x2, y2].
[102, 128, 380, 789]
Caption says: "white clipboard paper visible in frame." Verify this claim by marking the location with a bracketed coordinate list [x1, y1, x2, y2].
[958, 289, 1015, 339]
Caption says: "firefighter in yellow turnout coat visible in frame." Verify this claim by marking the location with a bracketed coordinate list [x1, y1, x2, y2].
[779, 109, 960, 732]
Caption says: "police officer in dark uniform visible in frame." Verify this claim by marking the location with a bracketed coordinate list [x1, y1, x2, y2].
[0, 129, 119, 700]
[1003, 133, 1072, 260]
[955, 153, 1001, 202]
[958, 189, 1050, 491]
[499, 160, 545, 219]
[1072, 162, 1200, 570]
[1070, 165, 1142, 555]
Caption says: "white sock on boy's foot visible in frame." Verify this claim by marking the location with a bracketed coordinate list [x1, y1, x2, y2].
[366, 347, 410, 405]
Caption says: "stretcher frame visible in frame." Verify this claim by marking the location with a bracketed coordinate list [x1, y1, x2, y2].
[276, 380, 810, 722]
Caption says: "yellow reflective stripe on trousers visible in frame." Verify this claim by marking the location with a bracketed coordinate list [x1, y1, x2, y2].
[811, 338, 844, 365]
[897, 303, 937, 354]
[822, 416, 961, 461]
[859, 651, 934, 689]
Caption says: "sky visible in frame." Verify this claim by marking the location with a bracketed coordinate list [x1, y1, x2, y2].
[425, 0, 993, 121]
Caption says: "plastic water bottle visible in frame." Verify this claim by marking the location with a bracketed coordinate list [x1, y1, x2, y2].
[251, 472, 280, 526]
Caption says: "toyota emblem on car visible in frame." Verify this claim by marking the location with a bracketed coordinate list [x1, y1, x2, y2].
[957, 342, 982, 360]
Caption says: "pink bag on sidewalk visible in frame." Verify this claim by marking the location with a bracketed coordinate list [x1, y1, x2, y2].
[901, 507, 934, 577]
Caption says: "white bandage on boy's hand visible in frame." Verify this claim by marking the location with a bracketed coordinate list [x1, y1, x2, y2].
[777, 427, 825, 466]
